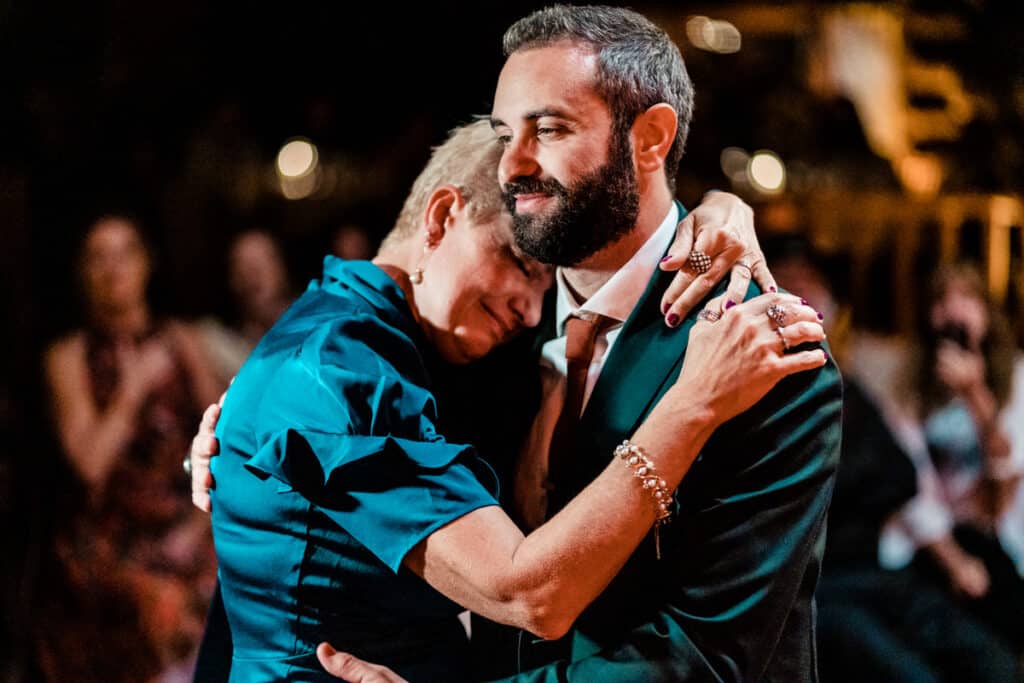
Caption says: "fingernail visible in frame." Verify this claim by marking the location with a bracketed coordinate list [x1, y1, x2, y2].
[822, 350, 829, 363]
[662, 302, 670, 315]
[769, 286, 777, 293]
[817, 311, 824, 321]
[667, 314, 680, 327]
[725, 300, 736, 310]
[660, 255, 672, 263]
[800, 298, 808, 306]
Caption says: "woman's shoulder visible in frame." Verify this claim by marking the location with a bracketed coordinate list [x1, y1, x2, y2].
[292, 295, 426, 384]
[45, 330, 87, 368]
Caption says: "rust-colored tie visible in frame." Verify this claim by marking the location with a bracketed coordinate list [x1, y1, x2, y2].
[547, 311, 612, 493]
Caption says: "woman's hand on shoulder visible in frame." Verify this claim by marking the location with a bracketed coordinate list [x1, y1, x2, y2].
[675, 292, 827, 425]
[658, 191, 777, 326]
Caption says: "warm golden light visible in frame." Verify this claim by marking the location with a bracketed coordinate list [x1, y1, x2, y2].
[277, 139, 318, 178]
[748, 151, 786, 194]
[720, 147, 750, 182]
[686, 16, 741, 54]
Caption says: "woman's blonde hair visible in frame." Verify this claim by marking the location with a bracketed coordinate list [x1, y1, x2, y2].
[380, 119, 505, 252]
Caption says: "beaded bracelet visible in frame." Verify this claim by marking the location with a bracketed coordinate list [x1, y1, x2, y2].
[614, 440, 673, 559]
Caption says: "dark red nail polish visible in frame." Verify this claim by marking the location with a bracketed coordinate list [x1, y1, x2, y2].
[725, 300, 736, 309]
[769, 286, 777, 293]
[662, 302, 670, 315]
[822, 350, 829, 363]
[817, 311, 824, 321]
[800, 298, 808, 306]
[667, 314, 679, 327]
[660, 255, 672, 263]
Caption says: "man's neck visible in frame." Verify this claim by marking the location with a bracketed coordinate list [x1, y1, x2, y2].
[561, 185, 673, 302]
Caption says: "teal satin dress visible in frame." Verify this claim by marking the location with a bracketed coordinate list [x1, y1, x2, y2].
[210, 257, 499, 681]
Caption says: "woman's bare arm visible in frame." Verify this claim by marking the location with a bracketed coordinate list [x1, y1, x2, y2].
[45, 334, 147, 492]
[404, 293, 826, 639]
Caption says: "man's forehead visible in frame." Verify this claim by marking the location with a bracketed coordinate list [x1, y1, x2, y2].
[491, 45, 606, 123]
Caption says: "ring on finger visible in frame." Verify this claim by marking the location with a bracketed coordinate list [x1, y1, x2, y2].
[686, 249, 712, 275]
[775, 326, 790, 351]
[766, 303, 789, 329]
[183, 456, 192, 476]
[697, 308, 722, 323]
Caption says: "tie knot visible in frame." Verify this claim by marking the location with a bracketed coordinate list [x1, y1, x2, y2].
[564, 311, 612, 363]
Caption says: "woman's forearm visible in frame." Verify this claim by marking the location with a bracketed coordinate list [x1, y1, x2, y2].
[503, 387, 717, 635]
[47, 340, 145, 494]
[65, 388, 144, 492]
[409, 292, 825, 637]
[409, 385, 718, 640]
[962, 382, 1010, 461]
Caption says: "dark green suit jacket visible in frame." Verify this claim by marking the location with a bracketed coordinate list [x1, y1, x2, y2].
[489, 202, 843, 682]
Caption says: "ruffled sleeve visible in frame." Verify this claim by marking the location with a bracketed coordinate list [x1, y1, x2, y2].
[241, 312, 500, 573]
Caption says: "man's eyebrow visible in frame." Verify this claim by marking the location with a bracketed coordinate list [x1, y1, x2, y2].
[490, 108, 574, 130]
[524, 107, 572, 121]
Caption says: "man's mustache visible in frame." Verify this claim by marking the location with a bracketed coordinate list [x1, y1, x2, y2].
[501, 177, 568, 213]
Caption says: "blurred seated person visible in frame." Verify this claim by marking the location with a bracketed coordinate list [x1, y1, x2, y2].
[908, 263, 1024, 654]
[198, 229, 293, 385]
[995, 347, 1024, 575]
[332, 223, 375, 261]
[40, 214, 222, 681]
[767, 238, 1021, 683]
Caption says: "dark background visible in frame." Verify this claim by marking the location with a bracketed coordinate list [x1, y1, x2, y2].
[1, 1, 1022, 677]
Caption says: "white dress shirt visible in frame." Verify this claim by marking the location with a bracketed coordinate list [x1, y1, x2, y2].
[513, 204, 678, 528]
[540, 203, 679, 414]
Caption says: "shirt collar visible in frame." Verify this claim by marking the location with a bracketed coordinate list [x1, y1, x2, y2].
[554, 203, 679, 336]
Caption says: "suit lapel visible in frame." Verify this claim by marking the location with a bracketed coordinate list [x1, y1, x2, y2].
[579, 201, 693, 451]
[580, 265, 689, 448]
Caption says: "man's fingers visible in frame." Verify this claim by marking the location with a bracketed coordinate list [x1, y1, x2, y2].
[200, 402, 221, 432]
[317, 643, 359, 680]
[316, 643, 408, 682]
[190, 451, 213, 493]
[191, 433, 218, 462]
[192, 491, 211, 514]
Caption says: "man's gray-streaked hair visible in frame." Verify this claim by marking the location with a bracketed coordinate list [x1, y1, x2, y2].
[503, 5, 694, 190]
[381, 119, 505, 252]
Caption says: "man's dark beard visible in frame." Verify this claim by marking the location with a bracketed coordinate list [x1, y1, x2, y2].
[502, 130, 640, 267]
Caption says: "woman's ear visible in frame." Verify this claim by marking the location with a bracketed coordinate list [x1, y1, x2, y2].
[421, 185, 467, 249]
[632, 103, 678, 175]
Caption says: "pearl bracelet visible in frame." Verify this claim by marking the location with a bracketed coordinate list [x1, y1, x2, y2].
[614, 440, 673, 558]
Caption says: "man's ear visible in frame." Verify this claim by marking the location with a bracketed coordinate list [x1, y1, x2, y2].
[421, 185, 466, 249]
[632, 103, 678, 175]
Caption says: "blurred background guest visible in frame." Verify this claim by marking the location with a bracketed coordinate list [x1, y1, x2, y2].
[908, 264, 1024, 655]
[768, 238, 1021, 683]
[38, 215, 222, 682]
[331, 222, 375, 262]
[2, 2, 1023, 681]
[197, 228, 294, 386]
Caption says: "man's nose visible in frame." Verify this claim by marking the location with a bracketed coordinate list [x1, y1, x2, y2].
[498, 136, 539, 186]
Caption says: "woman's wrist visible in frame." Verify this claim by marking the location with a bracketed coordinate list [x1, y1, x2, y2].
[664, 383, 721, 431]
